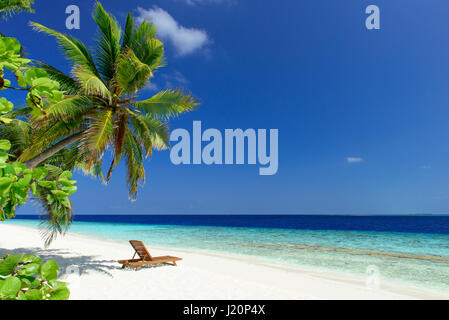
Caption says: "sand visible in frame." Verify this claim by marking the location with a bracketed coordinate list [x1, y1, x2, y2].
[0, 223, 446, 300]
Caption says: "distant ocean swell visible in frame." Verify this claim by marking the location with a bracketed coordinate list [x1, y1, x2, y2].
[239, 243, 449, 263]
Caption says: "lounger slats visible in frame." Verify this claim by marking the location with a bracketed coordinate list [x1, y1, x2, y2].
[118, 240, 182, 269]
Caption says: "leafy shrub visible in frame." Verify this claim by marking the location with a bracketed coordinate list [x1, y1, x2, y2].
[0, 36, 77, 222]
[0, 254, 69, 300]
[0, 36, 63, 114]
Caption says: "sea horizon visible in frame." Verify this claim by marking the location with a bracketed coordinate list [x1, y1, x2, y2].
[12, 214, 449, 234]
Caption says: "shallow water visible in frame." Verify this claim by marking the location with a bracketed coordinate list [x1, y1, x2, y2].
[7, 218, 449, 294]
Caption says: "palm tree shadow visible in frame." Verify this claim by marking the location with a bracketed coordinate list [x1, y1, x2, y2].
[0, 247, 118, 277]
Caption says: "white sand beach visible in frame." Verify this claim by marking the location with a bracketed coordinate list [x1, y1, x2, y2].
[0, 224, 446, 300]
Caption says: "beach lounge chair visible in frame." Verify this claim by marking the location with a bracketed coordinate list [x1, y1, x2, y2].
[118, 240, 182, 269]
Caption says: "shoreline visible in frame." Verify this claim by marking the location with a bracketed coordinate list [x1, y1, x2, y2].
[0, 223, 447, 300]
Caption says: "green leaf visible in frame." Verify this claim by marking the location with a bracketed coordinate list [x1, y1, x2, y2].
[0, 139, 11, 151]
[0, 78, 11, 90]
[0, 97, 13, 114]
[59, 170, 72, 180]
[25, 289, 43, 300]
[0, 177, 14, 195]
[0, 151, 9, 163]
[0, 116, 13, 124]
[0, 255, 23, 276]
[15, 70, 27, 88]
[19, 276, 41, 289]
[51, 189, 69, 200]
[59, 179, 76, 187]
[40, 260, 59, 281]
[0, 37, 21, 54]
[18, 263, 40, 276]
[31, 77, 59, 91]
[48, 287, 70, 300]
[24, 68, 48, 86]
[38, 180, 55, 188]
[15, 173, 32, 188]
[3, 163, 16, 175]
[62, 186, 77, 196]
[21, 255, 43, 265]
[31, 182, 37, 195]
[32, 167, 48, 180]
[17, 291, 27, 300]
[12, 162, 26, 174]
[0, 276, 21, 297]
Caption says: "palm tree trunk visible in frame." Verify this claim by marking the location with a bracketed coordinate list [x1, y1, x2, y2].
[24, 132, 84, 169]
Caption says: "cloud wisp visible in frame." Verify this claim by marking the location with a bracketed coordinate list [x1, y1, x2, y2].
[144, 71, 189, 92]
[136, 7, 210, 56]
[346, 157, 363, 164]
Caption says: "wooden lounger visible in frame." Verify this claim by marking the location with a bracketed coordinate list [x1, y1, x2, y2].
[118, 240, 182, 269]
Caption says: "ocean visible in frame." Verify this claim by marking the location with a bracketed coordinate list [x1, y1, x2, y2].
[8, 215, 449, 294]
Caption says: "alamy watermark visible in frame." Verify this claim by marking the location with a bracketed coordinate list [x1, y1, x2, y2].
[170, 121, 279, 176]
[64, 4, 380, 31]
[365, 265, 381, 289]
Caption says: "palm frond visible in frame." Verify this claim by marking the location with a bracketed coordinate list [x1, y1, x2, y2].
[130, 21, 165, 70]
[128, 112, 169, 157]
[0, 0, 34, 20]
[18, 118, 85, 162]
[33, 61, 82, 95]
[33, 95, 91, 126]
[132, 89, 200, 120]
[123, 127, 145, 200]
[82, 110, 114, 159]
[3, 106, 32, 120]
[116, 48, 152, 95]
[142, 115, 170, 151]
[31, 165, 73, 247]
[93, 2, 121, 83]
[128, 112, 153, 157]
[105, 113, 128, 182]
[0, 119, 31, 158]
[73, 65, 112, 100]
[30, 22, 102, 79]
[121, 12, 134, 50]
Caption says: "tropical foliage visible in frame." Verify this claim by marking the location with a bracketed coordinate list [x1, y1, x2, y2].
[0, 36, 77, 245]
[0, 0, 34, 20]
[13, 2, 200, 200]
[0, 253, 69, 300]
[0, 4, 70, 301]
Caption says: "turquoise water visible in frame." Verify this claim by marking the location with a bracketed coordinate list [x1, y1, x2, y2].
[7, 219, 449, 294]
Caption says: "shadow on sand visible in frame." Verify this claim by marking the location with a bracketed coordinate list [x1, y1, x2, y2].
[0, 247, 118, 277]
[0, 247, 176, 278]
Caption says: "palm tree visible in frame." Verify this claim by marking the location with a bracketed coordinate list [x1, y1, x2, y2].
[17, 2, 199, 200]
[0, 0, 34, 20]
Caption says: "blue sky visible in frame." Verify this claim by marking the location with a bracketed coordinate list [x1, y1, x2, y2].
[3, 0, 449, 214]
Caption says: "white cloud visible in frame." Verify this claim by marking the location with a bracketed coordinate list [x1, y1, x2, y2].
[144, 82, 159, 92]
[144, 71, 189, 92]
[346, 157, 363, 163]
[136, 7, 209, 56]
[421, 165, 432, 169]
[163, 71, 188, 88]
